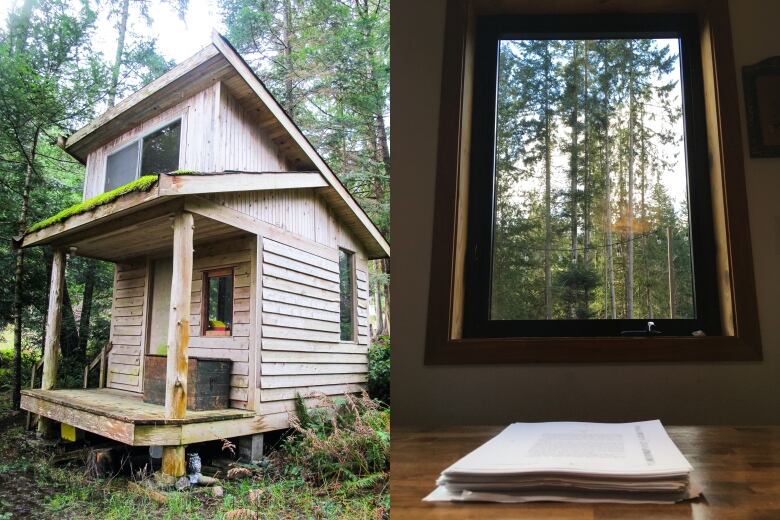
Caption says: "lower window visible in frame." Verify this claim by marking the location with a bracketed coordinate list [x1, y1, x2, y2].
[202, 268, 234, 336]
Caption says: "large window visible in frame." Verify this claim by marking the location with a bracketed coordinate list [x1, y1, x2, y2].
[104, 119, 181, 192]
[339, 249, 355, 342]
[464, 15, 720, 338]
[202, 268, 234, 337]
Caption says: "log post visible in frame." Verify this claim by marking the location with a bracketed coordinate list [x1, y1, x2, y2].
[162, 212, 194, 476]
[38, 248, 66, 437]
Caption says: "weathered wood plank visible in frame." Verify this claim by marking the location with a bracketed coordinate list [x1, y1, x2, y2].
[262, 287, 340, 312]
[109, 354, 140, 366]
[263, 238, 339, 273]
[22, 394, 135, 445]
[261, 363, 368, 375]
[112, 335, 142, 346]
[259, 383, 366, 402]
[263, 264, 339, 292]
[262, 276, 339, 302]
[187, 347, 248, 362]
[263, 251, 339, 283]
[112, 325, 142, 336]
[261, 350, 367, 364]
[115, 297, 144, 308]
[262, 313, 340, 333]
[261, 338, 368, 354]
[188, 336, 249, 349]
[260, 373, 367, 389]
[262, 300, 339, 323]
[261, 325, 339, 343]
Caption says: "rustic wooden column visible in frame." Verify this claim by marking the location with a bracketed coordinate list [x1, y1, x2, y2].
[38, 248, 66, 437]
[162, 212, 194, 477]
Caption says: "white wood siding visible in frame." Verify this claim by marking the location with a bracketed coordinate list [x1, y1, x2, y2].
[258, 235, 369, 415]
[82, 83, 220, 199]
[206, 189, 369, 255]
[216, 85, 289, 172]
[107, 260, 150, 393]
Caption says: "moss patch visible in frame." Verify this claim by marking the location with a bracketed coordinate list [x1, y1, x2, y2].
[168, 169, 197, 175]
[27, 175, 159, 233]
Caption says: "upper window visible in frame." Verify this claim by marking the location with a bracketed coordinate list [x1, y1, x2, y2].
[464, 15, 720, 338]
[202, 268, 234, 337]
[104, 119, 181, 192]
[339, 249, 355, 342]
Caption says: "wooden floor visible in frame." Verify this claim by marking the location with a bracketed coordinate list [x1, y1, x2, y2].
[22, 388, 252, 425]
[20, 388, 265, 446]
[392, 425, 780, 519]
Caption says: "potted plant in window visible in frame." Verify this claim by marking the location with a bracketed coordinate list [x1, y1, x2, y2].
[209, 319, 226, 332]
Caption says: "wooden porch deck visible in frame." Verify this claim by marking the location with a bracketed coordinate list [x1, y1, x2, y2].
[21, 388, 266, 447]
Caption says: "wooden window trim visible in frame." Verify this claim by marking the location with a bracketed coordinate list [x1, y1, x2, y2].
[424, 0, 762, 364]
[201, 267, 235, 337]
[339, 247, 358, 344]
[103, 116, 183, 193]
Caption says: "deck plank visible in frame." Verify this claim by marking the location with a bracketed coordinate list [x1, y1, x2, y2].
[21, 388, 253, 425]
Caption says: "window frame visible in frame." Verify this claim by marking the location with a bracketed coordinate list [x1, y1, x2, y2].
[424, 0, 762, 364]
[463, 14, 722, 339]
[103, 116, 183, 192]
[338, 247, 358, 343]
[200, 267, 235, 338]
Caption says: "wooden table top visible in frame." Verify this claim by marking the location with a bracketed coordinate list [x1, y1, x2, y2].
[392, 426, 780, 519]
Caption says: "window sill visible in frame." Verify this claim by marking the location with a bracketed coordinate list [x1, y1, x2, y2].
[424, 336, 762, 364]
[204, 331, 231, 337]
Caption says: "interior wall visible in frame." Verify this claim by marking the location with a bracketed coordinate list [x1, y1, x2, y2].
[391, 0, 780, 426]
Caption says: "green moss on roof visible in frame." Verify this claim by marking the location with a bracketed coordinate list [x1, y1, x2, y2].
[27, 175, 159, 234]
[169, 169, 197, 175]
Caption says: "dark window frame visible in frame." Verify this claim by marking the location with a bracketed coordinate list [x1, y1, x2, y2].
[338, 248, 357, 343]
[201, 267, 235, 337]
[423, 0, 762, 364]
[463, 13, 722, 339]
[104, 117, 182, 192]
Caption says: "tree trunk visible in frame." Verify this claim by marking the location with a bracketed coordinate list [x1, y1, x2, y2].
[11, 131, 37, 409]
[543, 44, 553, 320]
[77, 264, 95, 362]
[60, 284, 80, 361]
[9, 0, 36, 54]
[640, 113, 651, 318]
[602, 46, 616, 319]
[626, 44, 635, 319]
[582, 42, 591, 314]
[107, 0, 130, 107]
[282, 0, 295, 117]
[568, 42, 579, 318]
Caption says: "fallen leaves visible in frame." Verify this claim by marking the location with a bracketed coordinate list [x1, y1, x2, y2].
[226, 467, 252, 480]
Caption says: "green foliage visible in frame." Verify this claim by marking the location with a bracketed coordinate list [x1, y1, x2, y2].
[0, 345, 38, 391]
[284, 393, 390, 486]
[491, 38, 693, 321]
[27, 175, 158, 233]
[368, 336, 390, 405]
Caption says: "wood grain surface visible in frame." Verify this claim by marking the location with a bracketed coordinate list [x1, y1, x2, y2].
[392, 426, 780, 519]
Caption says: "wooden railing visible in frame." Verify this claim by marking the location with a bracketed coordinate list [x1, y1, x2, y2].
[83, 342, 112, 389]
[25, 358, 45, 430]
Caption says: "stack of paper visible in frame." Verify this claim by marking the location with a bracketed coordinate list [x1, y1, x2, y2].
[425, 420, 700, 504]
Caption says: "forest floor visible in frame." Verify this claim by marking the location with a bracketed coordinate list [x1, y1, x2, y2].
[0, 395, 387, 519]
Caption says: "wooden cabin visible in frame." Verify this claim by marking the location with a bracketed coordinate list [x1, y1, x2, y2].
[19, 32, 390, 476]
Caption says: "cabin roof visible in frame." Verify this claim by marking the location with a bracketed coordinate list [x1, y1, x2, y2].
[60, 32, 389, 259]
